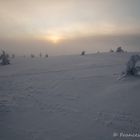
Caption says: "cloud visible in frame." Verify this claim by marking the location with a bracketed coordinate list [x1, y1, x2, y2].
[0, 0, 140, 39]
[0, 0, 140, 55]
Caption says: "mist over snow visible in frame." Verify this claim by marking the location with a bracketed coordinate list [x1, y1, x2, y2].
[0, 34, 140, 56]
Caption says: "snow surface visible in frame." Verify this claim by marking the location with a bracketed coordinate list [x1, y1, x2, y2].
[0, 53, 140, 140]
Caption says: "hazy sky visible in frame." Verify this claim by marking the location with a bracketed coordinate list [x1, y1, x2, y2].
[0, 0, 140, 55]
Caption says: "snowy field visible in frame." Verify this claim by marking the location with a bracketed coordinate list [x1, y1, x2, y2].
[0, 52, 140, 140]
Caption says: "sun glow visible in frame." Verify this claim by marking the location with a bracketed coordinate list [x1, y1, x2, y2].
[44, 35, 63, 44]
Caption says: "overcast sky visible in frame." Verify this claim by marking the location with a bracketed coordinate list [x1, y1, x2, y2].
[0, 0, 140, 55]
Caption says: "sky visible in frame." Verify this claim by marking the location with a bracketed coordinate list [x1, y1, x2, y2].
[0, 0, 140, 55]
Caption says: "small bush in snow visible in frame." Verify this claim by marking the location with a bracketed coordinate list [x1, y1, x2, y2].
[30, 54, 35, 58]
[45, 54, 48, 58]
[11, 54, 15, 58]
[81, 51, 85, 56]
[110, 49, 114, 53]
[39, 53, 42, 58]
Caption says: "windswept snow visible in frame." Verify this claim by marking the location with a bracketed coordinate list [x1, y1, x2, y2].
[0, 53, 140, 140]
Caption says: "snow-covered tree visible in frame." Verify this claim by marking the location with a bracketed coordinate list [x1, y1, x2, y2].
[125, 55, 140, 75]
[116, 46, 124, 53]
[0, 50, 10, 65]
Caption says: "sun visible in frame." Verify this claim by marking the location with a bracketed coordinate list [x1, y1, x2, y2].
[44, 35, 63, 44]
[49, 36, 61, 43]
